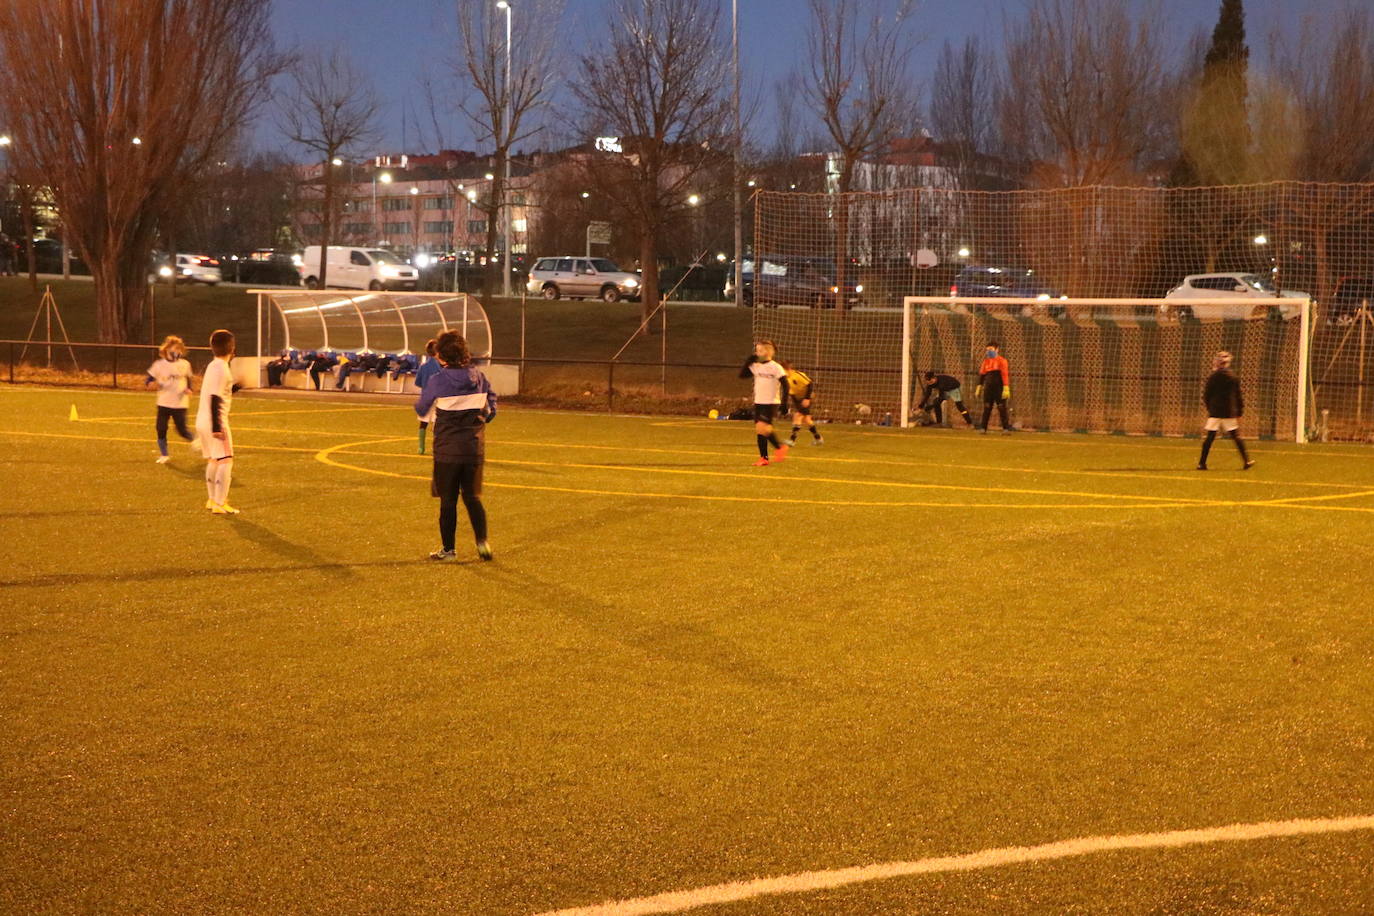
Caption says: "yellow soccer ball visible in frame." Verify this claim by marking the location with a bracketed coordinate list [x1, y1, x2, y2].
[708, 409, 719, 419]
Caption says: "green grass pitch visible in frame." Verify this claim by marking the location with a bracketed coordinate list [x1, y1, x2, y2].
[2, 385, 1373, 914]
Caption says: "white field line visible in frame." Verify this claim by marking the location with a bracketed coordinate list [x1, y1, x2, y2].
[534, 815, 1374, 916]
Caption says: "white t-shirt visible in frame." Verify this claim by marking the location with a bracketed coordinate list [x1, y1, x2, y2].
[195, 357, 234, 433]
[749, 359, 787, 405]
[147, 357, 192, 409]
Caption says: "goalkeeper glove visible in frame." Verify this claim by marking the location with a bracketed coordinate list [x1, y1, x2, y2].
[1003, 385, 1011, 400]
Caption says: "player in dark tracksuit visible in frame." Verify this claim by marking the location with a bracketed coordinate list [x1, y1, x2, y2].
[1197, 350, 1253, 471]
[415, 330, 497, 561]
[976, 342, 1012, 433]
[918, 371, 974, 427]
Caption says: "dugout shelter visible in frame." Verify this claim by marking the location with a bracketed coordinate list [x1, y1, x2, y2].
[249, 290, 494, 392]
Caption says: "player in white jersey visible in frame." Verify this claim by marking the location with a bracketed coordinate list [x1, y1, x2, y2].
[738, 339, 790, 466]
[145, 335, 194, 463]
[195, 329, 240, 515]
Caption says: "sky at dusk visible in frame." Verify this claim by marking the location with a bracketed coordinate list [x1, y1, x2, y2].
[266, 0, 1352, 159]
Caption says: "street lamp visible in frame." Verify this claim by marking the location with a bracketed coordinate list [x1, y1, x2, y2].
[957, 246, 971, 258]
[1254, 234, 1268, 246]
[497, 0, 513, 297]
[331, 157, 343, 166]
[687, 194, 700, 207]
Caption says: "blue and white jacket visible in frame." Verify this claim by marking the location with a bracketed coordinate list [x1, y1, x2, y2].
[415, 366, 497, 462]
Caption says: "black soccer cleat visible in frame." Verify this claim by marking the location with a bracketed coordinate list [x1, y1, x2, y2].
[476, 541, 493, 562]
[1243, 460, 1255, 470]
[1196, 464, 1208, 471]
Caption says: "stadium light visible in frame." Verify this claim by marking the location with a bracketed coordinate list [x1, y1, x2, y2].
[1254, 234, 1268, 246]
[0, 135, 11, 146]
[957, 247, 971, 258]
[331, 157, 343, 166]
[485, 172, 494, 181]
[687, 194, 700, 206]
[131, 136, 142, 145]
[716, 252, 727, 262]
[580, 191, 590, 199]
[746, 179, 756, 188]
[409, 186, 419, 195]
[379, 172, 392, 184]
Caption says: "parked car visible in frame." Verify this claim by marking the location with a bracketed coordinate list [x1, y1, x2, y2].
[27, 238, 89, 275]
[1162, 272, 1308, 320]
[149, 251, 222, 285]
[299, 246, 418, 291]
[947, 265, 1066, 316]
[1327, 277, 1374, 324]
[727, 257, 863, 308]
[949, 265, 1065, 300]
[526, 256, 642, 302]
[218, 250, 302, 286]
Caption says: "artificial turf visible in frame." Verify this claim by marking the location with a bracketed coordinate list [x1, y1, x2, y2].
[2, 384, 1373, 914]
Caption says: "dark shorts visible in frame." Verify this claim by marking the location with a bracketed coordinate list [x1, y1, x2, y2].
[754, 404, 778, 424]
[791, 400, 812, 417]
[431, 459, 484, 501]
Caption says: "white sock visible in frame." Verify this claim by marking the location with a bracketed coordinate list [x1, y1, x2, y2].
[205, 461, 217, 502]
[213, 459, 233, 505]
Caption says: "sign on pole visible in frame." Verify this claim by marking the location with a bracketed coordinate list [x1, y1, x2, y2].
[585, 221, 612, 256]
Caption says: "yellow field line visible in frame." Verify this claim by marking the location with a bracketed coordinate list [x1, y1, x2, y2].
[310, 441, 1214, 510]
[52, 412, 1371, 493]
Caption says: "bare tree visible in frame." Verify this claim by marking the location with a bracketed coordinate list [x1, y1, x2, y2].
[1270, 8, 1374, 303]
[572, 0, 733, 323]
[801, 0, 920, 309]
[278, 49, 380, 289]
[802, 0, 920, 194]
[928, 36, 997, 189]
[998, 0, 1169, 187]
[456, 0, 562, 300]
[0, 0, 281, 343]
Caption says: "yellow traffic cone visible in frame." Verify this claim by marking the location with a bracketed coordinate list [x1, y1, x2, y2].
[68, 404, 79, 421]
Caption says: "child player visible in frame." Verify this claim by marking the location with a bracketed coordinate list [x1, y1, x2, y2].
[782, 361, 823, 446]
[918, 370, 975, 427]
[976, 341, 1012, 433]
[415, 338, 440, 454]
[145, 335, 194, 463]
[415, 331, 496, 561]
[739, 340, 790, 466]
[196, 329, 239, 515]
[1197, 350, 1254, 471]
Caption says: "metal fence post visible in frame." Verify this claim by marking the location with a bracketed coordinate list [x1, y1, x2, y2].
[607, 361, 615, 412]
[111, 346, 118, 388]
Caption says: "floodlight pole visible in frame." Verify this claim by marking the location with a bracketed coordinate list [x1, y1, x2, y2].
[732, 0, 742, 309]
[500, 0, 513, 299]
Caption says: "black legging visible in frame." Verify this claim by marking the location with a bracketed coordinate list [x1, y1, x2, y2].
[981, 398, 1010, 430]
[438, 463, 488, 550]
[156, 406, 192, 440]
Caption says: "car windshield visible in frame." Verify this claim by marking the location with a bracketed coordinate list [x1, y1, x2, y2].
[589, 259, 621, 272]
[1242, 274, 1275, 292]
[366, 250, 404, 266]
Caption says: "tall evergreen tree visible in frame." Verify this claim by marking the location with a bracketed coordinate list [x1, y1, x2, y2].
[1177, 0, 1251, 185]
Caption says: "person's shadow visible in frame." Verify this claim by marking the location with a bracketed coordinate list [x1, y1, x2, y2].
[230, 518, 355, 581]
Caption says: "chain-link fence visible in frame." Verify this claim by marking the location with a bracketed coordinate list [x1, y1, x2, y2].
[753, 182, 1374, 439]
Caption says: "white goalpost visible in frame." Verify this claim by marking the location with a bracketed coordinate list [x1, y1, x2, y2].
[900, 296, 1312, 442]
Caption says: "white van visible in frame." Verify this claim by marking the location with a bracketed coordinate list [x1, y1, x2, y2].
[299, 246, 419, 291]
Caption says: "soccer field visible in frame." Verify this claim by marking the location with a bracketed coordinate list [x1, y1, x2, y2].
[2, 385, 1373, 914]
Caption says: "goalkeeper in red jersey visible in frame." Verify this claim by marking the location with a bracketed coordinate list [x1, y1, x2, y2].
[976, 341, 1012, 433]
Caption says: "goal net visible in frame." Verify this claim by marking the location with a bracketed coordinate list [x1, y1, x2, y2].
[903, 296, 1310, 440]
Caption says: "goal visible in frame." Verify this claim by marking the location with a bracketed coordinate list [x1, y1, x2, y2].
[752, 296, 1312, 441]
